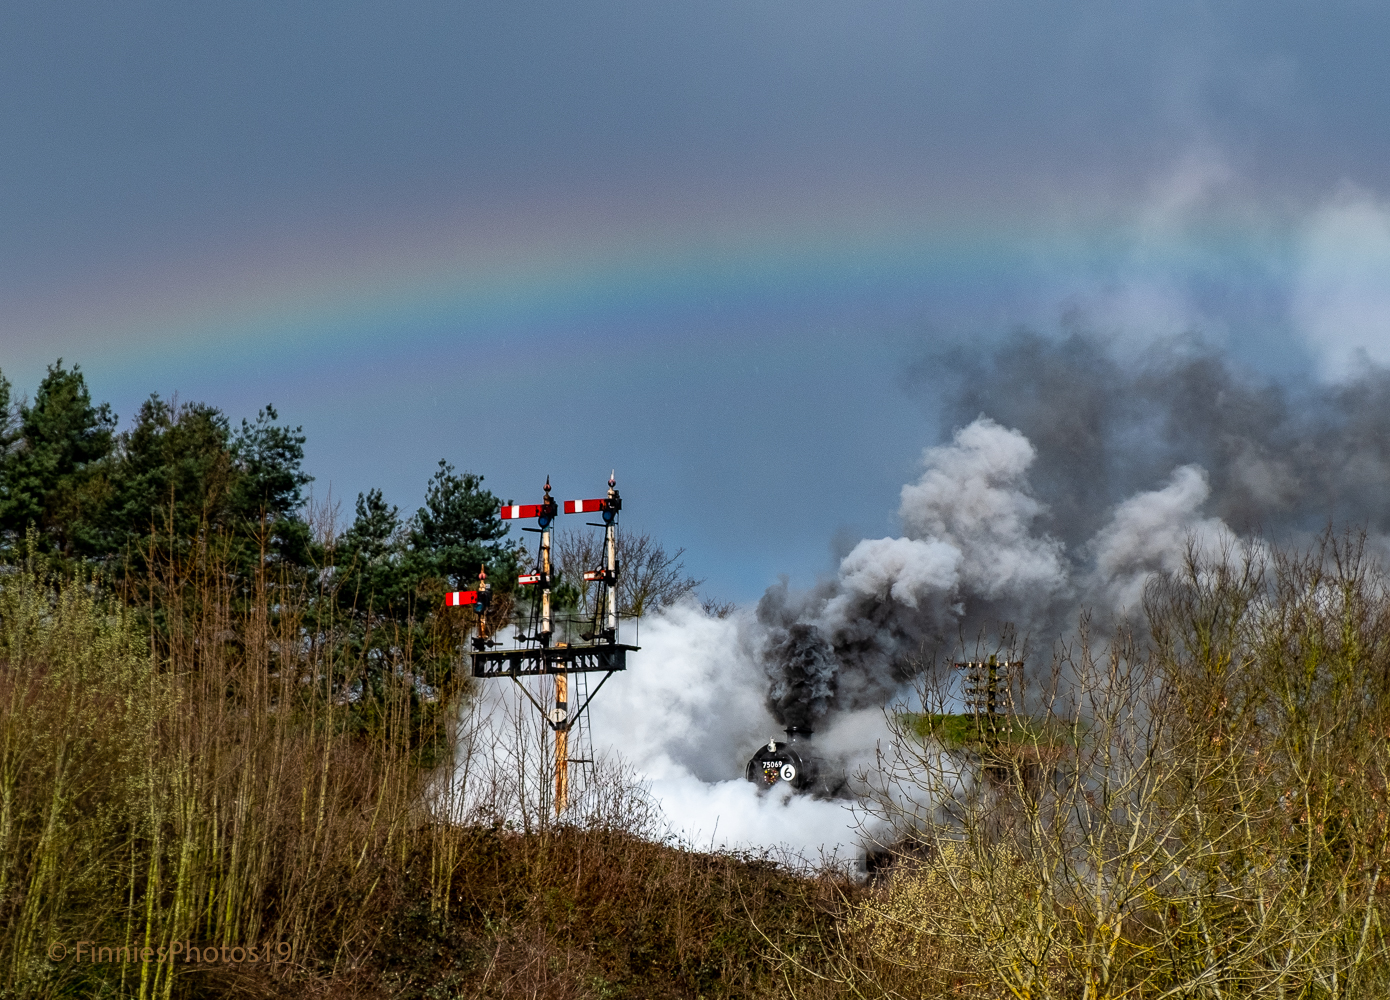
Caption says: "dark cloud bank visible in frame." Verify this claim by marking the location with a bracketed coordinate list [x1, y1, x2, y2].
[756, 331, 1390, 734]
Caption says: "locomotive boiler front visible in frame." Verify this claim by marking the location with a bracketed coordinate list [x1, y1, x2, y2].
[745, 727, 818, 792]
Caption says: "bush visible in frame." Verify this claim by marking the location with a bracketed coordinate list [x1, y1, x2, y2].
[850, 534, 1390, 999]
[0, 540, 428, 999]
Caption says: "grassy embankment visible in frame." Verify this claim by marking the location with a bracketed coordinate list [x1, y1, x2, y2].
[0, 544, 853, 999]
[5, 532, 1390, 999]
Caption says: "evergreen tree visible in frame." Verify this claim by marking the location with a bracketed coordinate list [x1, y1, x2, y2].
[0, 365, 316, 582]
[329, 467, 515, 712]
[334, 466, 514, 627]
[408, 460, 512, 589]
[0, 371, 18, 459]
[96, 396, 234, 555]
[0, 362, 116, 559]
[336, 488, 410, 619]
[228, 405, 314, 569]
[91, 396, 315, 577]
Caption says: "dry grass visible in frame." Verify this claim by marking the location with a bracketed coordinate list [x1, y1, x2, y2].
[845, 534, 1390, 999]
[0, 533, 850, 1000]
[16, 522, 1390, 999]
[0, 529, 444, 999]
[361, 827, 850, 1000]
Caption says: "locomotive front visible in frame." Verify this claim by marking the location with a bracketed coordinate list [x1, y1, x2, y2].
[745, 727, 819, 792]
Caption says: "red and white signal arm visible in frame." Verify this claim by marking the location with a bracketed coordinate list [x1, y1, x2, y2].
[583, 570, 604, 582]
[563, 498, 606, 514]
[517, 573, 542, 586]
[444, 591, 478, 607]
[500, 504, 545, 520]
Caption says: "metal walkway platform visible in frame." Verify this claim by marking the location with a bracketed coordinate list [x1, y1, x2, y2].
[470, 643, 638, 678]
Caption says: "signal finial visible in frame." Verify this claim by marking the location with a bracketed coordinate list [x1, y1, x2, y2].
[544, 476, 551, 496]
[609, 470, 616, 488]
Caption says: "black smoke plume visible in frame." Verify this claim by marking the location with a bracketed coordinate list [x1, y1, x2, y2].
[758, 330, 1390, 731]
[921, 330, 1390, 548]
[759, 621, 837, 730]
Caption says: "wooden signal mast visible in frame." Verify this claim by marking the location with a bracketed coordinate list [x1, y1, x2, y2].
[447, 474, 635, 817]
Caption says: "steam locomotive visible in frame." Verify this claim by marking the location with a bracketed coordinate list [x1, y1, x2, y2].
[745, 727, 821, 792]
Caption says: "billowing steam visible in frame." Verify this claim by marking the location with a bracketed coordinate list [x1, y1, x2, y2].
[756, 332, 1390, 744]
[455, 333, 1390, 860]
[758, 417, 1072, 733]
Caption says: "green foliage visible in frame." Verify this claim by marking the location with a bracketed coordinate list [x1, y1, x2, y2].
[102, 397, 315, 576]
[409, 460, 512, 591]
[336, 487, 408, 615]
[901, 711, 1078, 749]
[330, 462, 514, 649]
[0, 370, 18, 459]
[0, 362, 117, 561]
[228, 404, 311, 519]
[91, 396, 233, 557]
[226, 404, 314, 570]
[320, 465, 516, 627]
[0, 366, 317, 583]
[0, 361, 524, 762]
[901, 712, 984, 747]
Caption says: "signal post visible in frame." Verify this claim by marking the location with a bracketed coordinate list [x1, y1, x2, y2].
[447, 474, 636, 817]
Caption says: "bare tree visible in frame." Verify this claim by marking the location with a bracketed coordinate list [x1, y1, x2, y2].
[699, 596, 737, 619]
[553, 527, 702, 618]
[618, 530, 702, 617]
[846, 537, 1390, 999]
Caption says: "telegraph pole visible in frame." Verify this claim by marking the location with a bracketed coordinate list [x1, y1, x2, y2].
[954, 654, 1022, 747]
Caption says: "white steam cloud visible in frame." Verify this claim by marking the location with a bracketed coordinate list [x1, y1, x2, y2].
[634, 418, 1234, 854]
[897, 419, 1068, 602]
[1294, 185, 1390, 380]
[450, 415, 1246, 861]
[1088, 465, 1239, 614]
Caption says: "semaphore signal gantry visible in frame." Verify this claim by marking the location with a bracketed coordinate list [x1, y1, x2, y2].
[442, 473, 638, 815]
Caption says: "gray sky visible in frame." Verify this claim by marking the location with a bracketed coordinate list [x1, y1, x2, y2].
[4, 2, 1390, 600]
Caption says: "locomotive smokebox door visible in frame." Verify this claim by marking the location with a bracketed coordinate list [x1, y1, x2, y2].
[744, 731, 817, 792]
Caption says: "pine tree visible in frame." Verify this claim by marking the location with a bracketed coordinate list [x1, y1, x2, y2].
[336, 488, 410, 619]
[97, 395, 234, 555]
[408, 460, 512, 589]
[0, 361, 116, 559]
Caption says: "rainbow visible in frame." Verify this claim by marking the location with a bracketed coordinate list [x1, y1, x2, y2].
[1, 179, 1301, 392]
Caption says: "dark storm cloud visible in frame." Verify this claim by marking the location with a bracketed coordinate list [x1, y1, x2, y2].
[918, 330, 1390, 550]
[5, 0, 1390, 287]
[759, 331, 1390, 731]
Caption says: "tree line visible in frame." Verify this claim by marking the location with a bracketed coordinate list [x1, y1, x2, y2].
[0, 361, 514, 588]
[0, 362, 717, 698]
